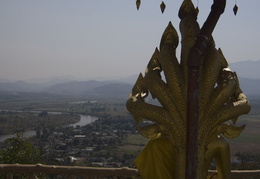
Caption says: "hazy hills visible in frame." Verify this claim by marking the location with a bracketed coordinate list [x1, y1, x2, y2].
[0, 60, 259, 97]
[229, 60, 260, 79]
[43, 80, 134, 97]
[227, 60, 260, 96]
[0, 80, 133, 98]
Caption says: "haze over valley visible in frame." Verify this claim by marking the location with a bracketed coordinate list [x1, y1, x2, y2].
[0, 60, 259, 97]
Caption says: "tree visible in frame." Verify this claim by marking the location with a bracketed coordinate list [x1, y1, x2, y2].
[0, 132, 41, 164]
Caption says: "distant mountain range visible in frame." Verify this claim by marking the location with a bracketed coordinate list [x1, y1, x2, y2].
[0, 80, 133, 98]
[0, 60, 259, 97]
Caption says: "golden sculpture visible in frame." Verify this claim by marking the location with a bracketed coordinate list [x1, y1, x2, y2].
[126, 0, 251, 178]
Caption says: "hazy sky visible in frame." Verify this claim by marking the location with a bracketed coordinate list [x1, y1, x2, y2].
[0, 0, 260, 82]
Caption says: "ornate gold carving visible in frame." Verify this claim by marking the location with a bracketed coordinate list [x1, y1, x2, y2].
[126, 0, 250, 178]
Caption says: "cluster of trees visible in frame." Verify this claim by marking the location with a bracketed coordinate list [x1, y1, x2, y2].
[0, 132, 41, 164]
[0, 133, 42, 178]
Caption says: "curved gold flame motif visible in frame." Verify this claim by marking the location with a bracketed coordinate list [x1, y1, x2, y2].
[126, 0, 250, 178]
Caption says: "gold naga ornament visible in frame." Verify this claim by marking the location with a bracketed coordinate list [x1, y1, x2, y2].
[126, 0, 251, 178]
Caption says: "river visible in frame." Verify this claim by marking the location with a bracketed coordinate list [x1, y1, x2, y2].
[0, 114, 98, 142]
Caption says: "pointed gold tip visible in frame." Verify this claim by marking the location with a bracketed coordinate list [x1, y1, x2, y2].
[159, 21, 179, 50]
[178, 0, 197, 20]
